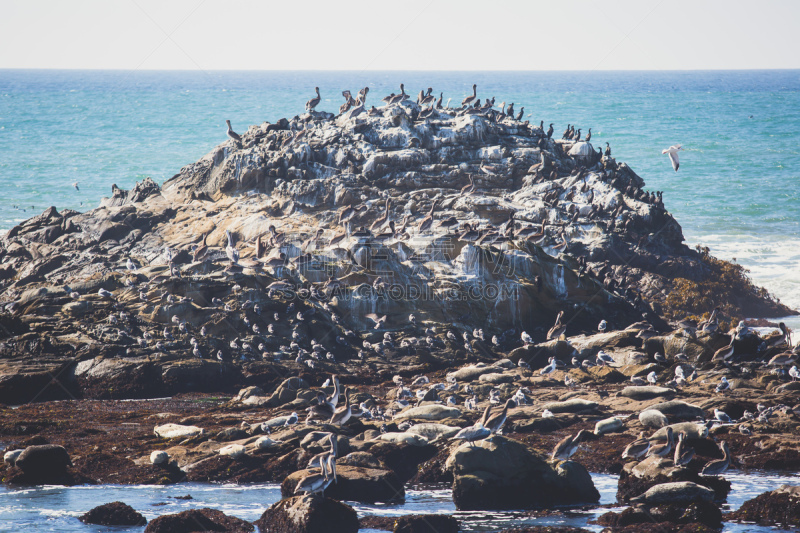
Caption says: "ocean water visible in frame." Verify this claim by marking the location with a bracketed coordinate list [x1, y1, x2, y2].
[0, 69, 799, 315]
[0, 472, 796, 532]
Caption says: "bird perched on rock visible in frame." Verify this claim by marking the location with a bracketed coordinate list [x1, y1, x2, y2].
[551, 429, 591, 461]
[716, 377, 731, 393]
[622, 432, 650, 460]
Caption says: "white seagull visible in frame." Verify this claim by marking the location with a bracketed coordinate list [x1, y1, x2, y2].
[662, 144, 683, 172]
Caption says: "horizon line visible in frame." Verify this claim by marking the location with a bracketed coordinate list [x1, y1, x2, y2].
[2, 67, 800, 73]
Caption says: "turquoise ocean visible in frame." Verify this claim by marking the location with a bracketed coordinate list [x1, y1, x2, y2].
[0, 70, 798, 316]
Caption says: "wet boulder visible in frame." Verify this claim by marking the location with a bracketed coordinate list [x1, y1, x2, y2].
[282, 464, 404, 503]
[255, 495, 358, 533]
[393, 514, 459, 533]
[14, 444, 72, 481]
[79, 501, 147, 526]
[144, 507, 253, 533]
[618, 455, 730, 503]
[446, 435, 599, 510]
[726, 484, 800, 527]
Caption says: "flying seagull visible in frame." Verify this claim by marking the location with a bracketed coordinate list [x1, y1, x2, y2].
[662, 144, 683, 172]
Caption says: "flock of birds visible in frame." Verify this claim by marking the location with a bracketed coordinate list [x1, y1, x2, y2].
[224, 83, 685, 172]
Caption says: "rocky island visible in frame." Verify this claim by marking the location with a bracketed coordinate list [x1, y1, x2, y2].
[1, 89, 799, 532]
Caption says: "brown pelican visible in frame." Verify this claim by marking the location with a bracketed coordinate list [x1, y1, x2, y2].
[701, 441, 730, 476]
[768, 352, 797, 366]
[301, 229, 325, 253]
[306, 392, 335, 421]
[437, 216, 459, 233]
[225, 120, 241, 143]
[621, 432, 650, 460]
[457, 224, 481, 243]
[306, 87, 321, 112]
[484, 399, 515, 435]
[388, 84, 407, 105]
[339, 91, 353, 115]
[417, 199, 440, 233]
[192, 232, 210, 262]
[646, 427, 674, 457]
[373, 220, 397, 243]
[547, 311, 566, 340]
[460, 175, 475, 195]
[435, 92, 443, 108]
[673, 432, 695, 466]
[330, 388, 351, 425]
[370, 198, 391, 232]
[461, 84, 477, 107]
[294, 454, 336, 496]
[712, 336, 735, 362]
[767, 322, 791, 349]
[551, 429, 591, 461]
[358, 86, 369, 102]
[224, 230, 239, 264]
[420, 87, 435, 106]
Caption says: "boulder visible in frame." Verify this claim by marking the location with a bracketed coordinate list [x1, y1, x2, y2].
[445, 435, 599, 510]
[393, 514, 459, 533]
[266, 377, 309, 407]
[144, 508, 253, 533]
[618, 454, 731, 503]
[726, 484, 800, 527]
[154, 423, 204, 439]
[79, 501, 147, 526]
[14, 444, 72, 477]
[282, 464, 404, 503]
[255, 495, 358, 533]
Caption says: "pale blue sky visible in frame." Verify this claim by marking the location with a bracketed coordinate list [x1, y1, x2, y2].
[1, 0, 798, 70]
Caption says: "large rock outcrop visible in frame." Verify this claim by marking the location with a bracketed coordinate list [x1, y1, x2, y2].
[445, 435, 599, 510]
[0, 96, 791, 404]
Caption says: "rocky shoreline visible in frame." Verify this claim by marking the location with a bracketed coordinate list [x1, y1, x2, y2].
[1, 91, 799, 531]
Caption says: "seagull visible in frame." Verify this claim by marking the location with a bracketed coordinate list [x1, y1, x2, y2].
[365, 313, 387, 330]
[598, 320, 607, 332]
[714, 408, 732, 424]
[662, 144, 683, 172]
[72, 182, 79, 191]
[646, 371, 658, 385]
[597, 350, 615, 365]
[521, 331, 533, 346]
[715, 377, 730, 393]
[790, 366, 800, 381]
[540, 357, 557, 375]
